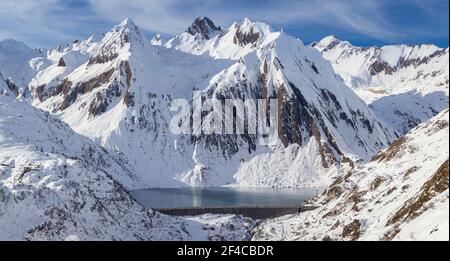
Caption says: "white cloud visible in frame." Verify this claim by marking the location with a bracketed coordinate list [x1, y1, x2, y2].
[315, 0, 404, 39]
[86, 0, 403, 40]
[0, 0, 64, 38]
[0, 0, 98, 46]
[88, 0, 194, 34]
[0, 0, 447, 46]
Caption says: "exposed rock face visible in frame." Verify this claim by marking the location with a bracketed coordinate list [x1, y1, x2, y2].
[5, 78, 19, 97]
[368, 60, 396, 76]
[399, 48, 448, 68]
[187, 17, 222, 40]
[88, 52, 118, 65]
[233, 25, 260, 46]
[387, 160, 449, 227]
[57, 57, 66, 67]
[59, 68, 115, 111]
[341, 219, 361, 240]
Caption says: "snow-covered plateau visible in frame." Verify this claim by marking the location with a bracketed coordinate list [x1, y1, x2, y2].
[0, 17, 448, 241]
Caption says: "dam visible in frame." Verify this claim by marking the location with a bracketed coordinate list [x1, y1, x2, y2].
[156, 205, 319, 219]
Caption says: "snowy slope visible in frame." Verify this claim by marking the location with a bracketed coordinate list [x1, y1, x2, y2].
[24, 18, 396, 189]
[253, 109, 449, 241]
[0, 39, 45, 97]
[313, 36, 449, 134]
[0, 95, 254, 240]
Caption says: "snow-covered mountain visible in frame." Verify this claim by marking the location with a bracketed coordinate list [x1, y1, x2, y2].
[313, 36, 449, 134]
[0, 39, 46, 97]
[0, 16, 447, 242]
[0, 95, 254, 240]
[165, 17, 279, 60]
[253, 109, 449, 241]
[23, 18, 395, 189]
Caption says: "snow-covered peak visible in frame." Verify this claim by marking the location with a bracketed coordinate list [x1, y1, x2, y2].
[314, 36, 449, 135]
[166, 17, 280, 59]
[0, 39, 35, 52]
[0, 39, 44, 96]
[313, 35, 353, 53]
[110, 18, 145, 46]
[186, 17, 223, 40]
[230, 18, 272, 46]
[321, 35, 340, 44]
[316, 35, 340, 47]
[118, 18, 136, 28]
[151, 34, 163, 45]
[89, 17, 146, 53]
[86, 18, 147, 65]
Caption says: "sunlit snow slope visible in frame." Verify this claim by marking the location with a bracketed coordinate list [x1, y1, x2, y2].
[313, 36, 449, 134]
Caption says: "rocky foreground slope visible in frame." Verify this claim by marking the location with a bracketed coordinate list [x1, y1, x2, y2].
[253, 110, 449, 241]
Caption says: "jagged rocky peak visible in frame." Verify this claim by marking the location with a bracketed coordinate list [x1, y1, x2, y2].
[232, 18, 272, 46]
[186, 16, 223, 40]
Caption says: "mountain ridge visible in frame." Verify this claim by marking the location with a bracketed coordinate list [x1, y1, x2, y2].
[1, 17, 395, 188]
[313, 34, 449, 134]
[0, 16, 447, 241]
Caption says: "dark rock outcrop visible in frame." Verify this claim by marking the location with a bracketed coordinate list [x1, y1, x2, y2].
[57, 57, 66, 67]
[233, 25, 260, 47]
[369, 60, 396, 76]
[187, 17, 222, 40]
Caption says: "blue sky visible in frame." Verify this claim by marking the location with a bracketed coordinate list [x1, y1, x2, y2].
[0, 0, 448, 48]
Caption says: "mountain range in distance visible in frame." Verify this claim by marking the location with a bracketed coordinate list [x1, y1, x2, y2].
[0, 16, 448, 241]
